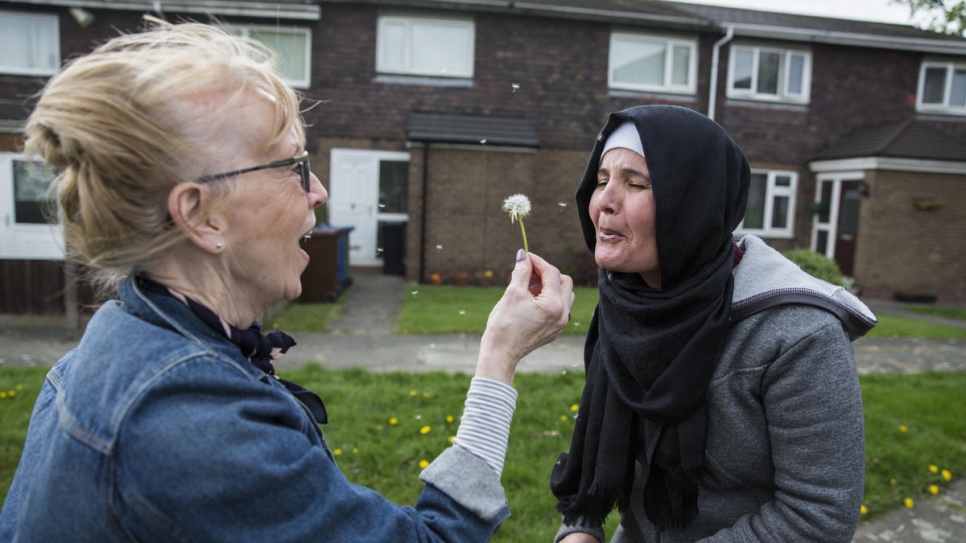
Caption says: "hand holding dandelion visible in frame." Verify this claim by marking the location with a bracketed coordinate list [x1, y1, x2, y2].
[502, 194, 531, 252]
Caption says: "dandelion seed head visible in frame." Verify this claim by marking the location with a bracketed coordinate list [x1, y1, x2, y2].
[511, 83, 520, 93]
[502, 194, 532, 223]
[480, 138, 487, 145]
[412, 290, 418, 297]
[458, 310, 466, 315]
[436, 244, 443, 251]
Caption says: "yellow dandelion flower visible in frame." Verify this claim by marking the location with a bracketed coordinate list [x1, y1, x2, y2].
[445, 415, 454, 423]
[389, 417, 398, 425]
[8, 391, 14, 397]
[391, 394, 398, 400]
[929, 485, 939, 495]
[890, 479, 897, 485]
[899, 424, 908, 432]
[448, 436, 455, 443]
[860, 505, 868, 515]
[334, 449, 342, 456]
[942, 470, 952, 481]
[423, 392, 430, 398]
[419, 460, 430, 469]
[409, 390, 417, 397]
[353, 448, 359, 454]
[570, 404, 579, 412]
[560, 415, 568, 421]
[16, 385, 23, 390]
[929, 465, 939, 473]
[0, 392, 6, 400]
[420, 426, 431, 434]
[904, 498, 914, 508]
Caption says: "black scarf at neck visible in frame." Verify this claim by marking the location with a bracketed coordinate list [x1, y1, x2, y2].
[551, 105, 750, 530]
[138, 276, 327, 424]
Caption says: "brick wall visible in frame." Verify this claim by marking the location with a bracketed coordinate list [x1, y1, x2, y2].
[857, 169, 965, 302]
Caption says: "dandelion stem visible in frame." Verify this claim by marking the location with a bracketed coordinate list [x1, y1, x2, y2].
[519, 220, 528, 253]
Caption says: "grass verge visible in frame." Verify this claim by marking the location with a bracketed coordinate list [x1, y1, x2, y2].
[395, 286, 599, 335]
[865, 314, 966, 339]
[1, 366, 963, 539]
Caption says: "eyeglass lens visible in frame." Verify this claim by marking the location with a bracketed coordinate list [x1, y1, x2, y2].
[299, 159, 311, 192]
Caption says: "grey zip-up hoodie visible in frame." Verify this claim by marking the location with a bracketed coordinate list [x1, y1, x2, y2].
[558, 234, 876, 543]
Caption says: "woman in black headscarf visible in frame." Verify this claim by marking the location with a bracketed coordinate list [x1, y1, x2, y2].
[551, 105, 876, 543]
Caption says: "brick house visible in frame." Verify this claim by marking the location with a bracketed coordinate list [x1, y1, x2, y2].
[2, 0, 965, 315]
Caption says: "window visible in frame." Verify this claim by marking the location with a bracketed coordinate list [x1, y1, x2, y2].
[727, 45, 810, 104]
[608, 32, 697, 94]
[736, 170, 797, 238]
[0, 12, 59, 76]
[917, 61, 966, 115]
[234, 25, 311, 88]
[376, 15, 475, 78]
[0, 154, 63, 259]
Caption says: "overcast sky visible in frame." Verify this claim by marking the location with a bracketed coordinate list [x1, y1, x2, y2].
[671, 0, 922, 25]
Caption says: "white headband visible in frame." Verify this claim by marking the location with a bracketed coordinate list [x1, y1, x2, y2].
[601, 121, 645, 159]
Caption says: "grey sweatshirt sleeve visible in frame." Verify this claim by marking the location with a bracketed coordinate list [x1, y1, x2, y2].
[701, 321, 865, 542]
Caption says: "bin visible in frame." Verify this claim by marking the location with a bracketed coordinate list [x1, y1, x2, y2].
[300, 225, 354, 303]
[379, 220, 407, 276]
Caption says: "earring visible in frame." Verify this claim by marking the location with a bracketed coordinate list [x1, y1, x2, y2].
[216, 242, 223, 250]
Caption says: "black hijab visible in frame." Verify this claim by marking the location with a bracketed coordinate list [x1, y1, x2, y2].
[550, 105, 750, 530]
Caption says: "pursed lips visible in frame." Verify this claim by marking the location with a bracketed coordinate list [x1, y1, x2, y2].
[598, 227, 625, 242]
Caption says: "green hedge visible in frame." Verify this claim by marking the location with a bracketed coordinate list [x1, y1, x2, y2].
[782, 249, 845, 286]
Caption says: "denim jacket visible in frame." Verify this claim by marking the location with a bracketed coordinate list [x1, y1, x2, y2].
[0, 277, 509, 542]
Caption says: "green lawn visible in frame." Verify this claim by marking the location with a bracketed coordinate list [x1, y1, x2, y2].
[2, 365, 963, 540]
[277, 284, 966, 340]
[394, 286, 599, 336]
[866, 314, 966, 339]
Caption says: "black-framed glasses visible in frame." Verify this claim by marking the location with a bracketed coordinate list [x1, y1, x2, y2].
[197, 151, 311, 192]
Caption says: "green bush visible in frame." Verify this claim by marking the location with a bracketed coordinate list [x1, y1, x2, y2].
[782, 249, 845, 286]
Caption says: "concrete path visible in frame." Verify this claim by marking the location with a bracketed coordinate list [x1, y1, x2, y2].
[1, 270, 964, 542]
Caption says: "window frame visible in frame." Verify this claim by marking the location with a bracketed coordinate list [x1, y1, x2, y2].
[607, 31, 698, 95]
[233, 24, 312, 89]
[0, 11, 60, 76]
[727, 44, 811, 104]
[735, 169, 797, 239]
[916, 60, 966, 116]
[375, 15, 475, 79]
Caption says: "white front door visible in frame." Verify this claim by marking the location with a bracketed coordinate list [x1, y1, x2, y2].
[0, 154, 63, 260]
[328, 149, 409, 267]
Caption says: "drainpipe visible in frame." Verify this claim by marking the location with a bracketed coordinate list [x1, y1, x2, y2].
[418, 144, 429, 283]
[708, 26, 734, 122]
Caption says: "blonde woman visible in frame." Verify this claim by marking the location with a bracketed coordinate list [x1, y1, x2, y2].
[0, 20, 573, 542]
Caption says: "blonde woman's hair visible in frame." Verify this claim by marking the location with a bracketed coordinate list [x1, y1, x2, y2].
[25, 16, 304, 291]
